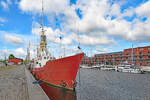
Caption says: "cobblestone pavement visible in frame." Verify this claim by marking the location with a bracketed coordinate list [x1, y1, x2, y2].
[0, 65, 28, 100]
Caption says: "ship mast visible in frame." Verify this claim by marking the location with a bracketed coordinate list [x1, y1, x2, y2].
[40, 0, 47, 52]
[41, 0, 44, 32]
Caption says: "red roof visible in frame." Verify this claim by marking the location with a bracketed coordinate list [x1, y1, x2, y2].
[9, 58, 23, 65]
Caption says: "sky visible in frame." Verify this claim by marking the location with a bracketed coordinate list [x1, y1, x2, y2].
[0, 0, 150, 59]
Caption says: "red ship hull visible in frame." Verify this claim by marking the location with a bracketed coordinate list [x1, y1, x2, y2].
[31, 53, 84, 90]
[40, 82, 77, 100]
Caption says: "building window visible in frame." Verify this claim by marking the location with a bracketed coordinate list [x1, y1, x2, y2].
[148, 48, 150, 50]
[133, 49, 136, 51]
[140, 48, 144, 51]
[139, 55, 142, 59]
[139, 52, 143, 55]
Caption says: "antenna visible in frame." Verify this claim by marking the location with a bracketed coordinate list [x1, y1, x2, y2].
[59, 35, 62, 58]
[41, 0, 44, 32]
[77, 19, 82, 52]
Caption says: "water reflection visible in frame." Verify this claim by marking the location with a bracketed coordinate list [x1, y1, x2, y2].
[40, 83, 77, 100]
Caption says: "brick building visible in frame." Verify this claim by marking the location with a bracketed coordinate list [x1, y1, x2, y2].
[82, 46, 150, 66]
[9, 58, 23, 65]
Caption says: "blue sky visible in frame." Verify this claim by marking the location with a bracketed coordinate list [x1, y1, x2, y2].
[0, 0, 150, 59]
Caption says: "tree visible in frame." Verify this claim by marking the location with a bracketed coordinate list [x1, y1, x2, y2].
[9, 54, 15, 59]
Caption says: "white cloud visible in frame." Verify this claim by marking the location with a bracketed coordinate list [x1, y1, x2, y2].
[32, 26, 73, 45]
[4, 34, 24, 46]
[109, 3, 121, 18]
[94, 46, 111, 54]
[18, 0, 119, 46]
[71, 0, 110, 33]
[107, 19, 132, 40]
[55, 45, 81, 58]
[0, 17, 7, 23]
[7, 0, 12, 5]
[1, 1, 8, 10]
[19, 0, 78, 34]
[136, 0, 150, 17]
[131, 19, 150, 42]
[75, 0, 150, 43]
[0, 47, 26, 59]
[1, 0, 12, 10]
[14, 48, 26, 58]
[0, 30, 39, 48]
[122, 7, 135, 17]
[0, 48, 9, 59]
[19, 0, 69, 14]
[78, 35, 116, 46]
[18, 0, 150, 47]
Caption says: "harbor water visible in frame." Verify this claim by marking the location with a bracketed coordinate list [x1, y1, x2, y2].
[75, 68, 150, 100]
[45, 68, 150, 100]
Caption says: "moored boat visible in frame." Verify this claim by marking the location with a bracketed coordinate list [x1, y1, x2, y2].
[116, 65, 143, 74]
[30, 0, 84, 91]
[31, 53, 84, 90]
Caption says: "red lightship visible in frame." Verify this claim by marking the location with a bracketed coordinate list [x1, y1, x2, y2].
[30, 0, 84, 91]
